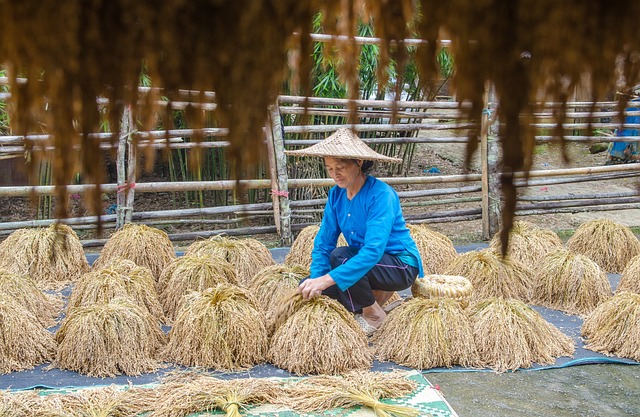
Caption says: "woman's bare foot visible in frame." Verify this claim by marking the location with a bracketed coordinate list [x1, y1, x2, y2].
[362, 301, 387, 329]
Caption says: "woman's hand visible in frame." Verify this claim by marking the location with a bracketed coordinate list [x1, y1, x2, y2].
[298, 274, 335, 299]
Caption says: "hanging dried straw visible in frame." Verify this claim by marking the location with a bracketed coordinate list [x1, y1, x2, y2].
[617, 254, 640, 294]
[443, 249, 532, 303]
[162, 284, 268, 370]
[411, 274, 473, 308]
[67, 262, 166, 324]
[0, 269, 62, 328]
[158, 255, 237, 322]
[54, 297, 165, 377]
[533, 249, 611, 316]
[0, 294, 56, 374]
[185, 236, 274, 286]
[151, 374, 282, 417]
[581, 291, 640, 361]
[469, 298, 575, 372]
[283, 225, 347, 269]
[248, 264, 308, 317]
[0, 224, 89, 290]
[283, 370, 419, 417]
[372, 297, 480, 370]
[268, 292, 372, 375]
[92, 224, 176, 281]
[488, 221, 563, 270]
[566, 219, 640, 273]
[407, 224, 458, 274]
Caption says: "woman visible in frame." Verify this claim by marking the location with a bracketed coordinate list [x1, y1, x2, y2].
[286, 128, 424, 335]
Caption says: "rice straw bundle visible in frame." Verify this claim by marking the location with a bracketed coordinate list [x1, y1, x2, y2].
[488, 221, 563, 269]
[185, 236, 274, 286]
[372, 297, 480, 370]
[411, 274, 473, 308]
[0, 269, 63, 328]
[158, 255, 237, 321]
[268, 292, 372, 375]
[67, 263, 166, 323]
[616, 254, 640, 294]
[468, 298, 575, 372]
[443, 249, 532, 302]
[566, 219, 640, 273]
[533, 249, 612, 316]
[283, 370, 419, 417]
[0, 391, 30, 417]
[283, 225, 347, 269]
[151, 374, 282, 417]
[581, 291, 640, 361]
[163, 284, 268, 370]
[0, 294, 56, 374]
[55, 297, 165, 377]
[92, 224, 176, 280]
[407, 224, 458, 274]
[248, 264, 308, 316]
[0, 224, 89, 289]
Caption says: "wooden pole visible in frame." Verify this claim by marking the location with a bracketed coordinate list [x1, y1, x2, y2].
[267, 104, 293, 246]
[481, 82, 501, 239]
[116, 106, 134, 228]
[125, 107, 136, 224]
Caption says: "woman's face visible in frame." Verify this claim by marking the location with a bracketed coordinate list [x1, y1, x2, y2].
[324, 157, 362, 189]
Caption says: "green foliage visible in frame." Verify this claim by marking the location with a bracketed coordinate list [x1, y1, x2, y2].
[0, 68, 9, 135]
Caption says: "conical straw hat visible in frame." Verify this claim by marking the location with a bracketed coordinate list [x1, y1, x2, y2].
[285, 127, 402, 163]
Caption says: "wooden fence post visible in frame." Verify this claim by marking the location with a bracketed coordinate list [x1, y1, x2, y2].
[266, 103, 293, 247]
[116, 105, 135, 229]
[481, 82, 501, 240]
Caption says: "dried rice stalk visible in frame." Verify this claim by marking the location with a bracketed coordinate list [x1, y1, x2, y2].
[469, 298, 575, 372]
[283, 225, 347, 269]
[54, 297, 165, 377]
[0, 224, 89, 290]
[411, 274, 473, 308]
[0, 294, 56, 374]
[566, 219, 640, 273]
[162, 284, 268, 370]
[0, 391, 30, 417]
[407, 224, 458, 274]
[248, 264, 308, 316]
[283, 370, 419, 417]
[268, 292, 372, 375]
[582, 291, 640, 361]
[151, 375, 282, 417]
[372, 297, 480, 369]
[92, 224, 176, 281]
[533, 249, 611, 316]
[68, 263, 166, 323]
[158, 255, 237, 321]
[489, 221, 563, 269]
[616, 254, 640, 294]
[185, 236, 274, 286]
[0, 269, 62, 328]
[443, 249, 532, 302]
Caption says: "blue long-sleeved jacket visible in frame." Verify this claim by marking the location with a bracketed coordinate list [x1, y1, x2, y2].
[309, 175, 424, 291]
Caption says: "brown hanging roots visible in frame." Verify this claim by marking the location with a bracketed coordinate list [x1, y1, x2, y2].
[54, 297, 165, 377]
[488, 221, 563, 270]
[582, 291, 640, 361]
[162, 284, 268, 371]
[283, 225, 348, 270]
[282, 370, 419, 417]
[0, 269, 63, 328]
[68, 261, 166, 324]
[617, 254, 640, 294]
[92, 224, 177, 281]
[372, 297, 480, 370]
[443, 249, 532, 303]
[0, 293, 56, 374]
[249, 264, 308, 317]
[533, 249, 611, 317]
[0, 224, 89, 290]
[151, 374, 282, 417]
[469, 298, 575, 372]
[185, 236, 274, 287]
[268, 292, 372, 375]
[407, 224, 458, 274]
[566, 219, 640, 274]
[157, 254, 237, 322]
